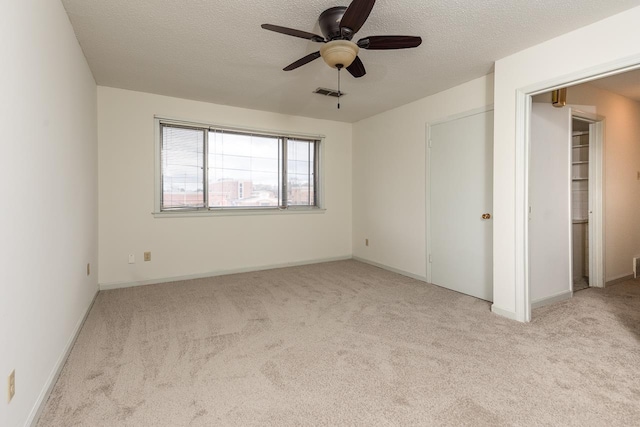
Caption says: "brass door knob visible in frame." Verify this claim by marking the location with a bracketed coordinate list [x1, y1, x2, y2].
[482, 213, 491, 219]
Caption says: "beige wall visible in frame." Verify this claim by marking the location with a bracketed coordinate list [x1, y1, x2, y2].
[97, 87, 352, 287]
[493, 5, 640, 320]
[352, 75, 494, 278]
[0, 1, 98, 425]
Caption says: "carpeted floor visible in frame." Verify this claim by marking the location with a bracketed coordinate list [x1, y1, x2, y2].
[38, 260, 640, 426]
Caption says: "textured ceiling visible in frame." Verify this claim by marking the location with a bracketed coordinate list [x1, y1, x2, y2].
[61, 0, 640, 122]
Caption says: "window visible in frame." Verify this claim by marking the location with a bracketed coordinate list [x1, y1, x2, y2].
[161, 126, 205, 209]
[157, 119, 321, 213]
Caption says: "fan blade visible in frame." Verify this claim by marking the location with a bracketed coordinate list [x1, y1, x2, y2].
[340, 0, 376, 35]
[358, 36, 422, 50]
[346, 56, 366, 78]
[283, 51, 321, 71]
[261, 24, 324, 42]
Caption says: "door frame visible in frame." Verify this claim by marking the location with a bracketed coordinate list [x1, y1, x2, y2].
[515, 58, 640, 322]
[425, 105, 494, 284]
[570, 111, 606, 289]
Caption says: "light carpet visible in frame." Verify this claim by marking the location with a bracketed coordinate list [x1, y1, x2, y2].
[38, 260, 640, 426]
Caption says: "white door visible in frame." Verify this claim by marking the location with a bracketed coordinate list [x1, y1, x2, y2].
[429, 110, 493, 301]
[529, 104, 572, 303]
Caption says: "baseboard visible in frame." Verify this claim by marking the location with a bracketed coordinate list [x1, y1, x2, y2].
[491, 304, 519, 321]
[99, 256, 352, 290]
[531, 290, 573, 309]
[351, 256, 428, 282]
[26, 290, 99, 427]
[605, 273, 634, 287]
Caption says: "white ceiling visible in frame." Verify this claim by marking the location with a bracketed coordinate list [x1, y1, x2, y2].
[61, 0, 640, 123]
[589, 69, 640, 102]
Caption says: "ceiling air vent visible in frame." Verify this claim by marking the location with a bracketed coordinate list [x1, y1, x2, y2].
[314, 87, 345, 98]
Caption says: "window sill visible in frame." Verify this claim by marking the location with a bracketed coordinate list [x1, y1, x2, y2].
[152, 207, 326, 218]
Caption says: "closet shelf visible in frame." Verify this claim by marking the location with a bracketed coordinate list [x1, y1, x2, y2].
[572, 161, 589, 165]
[572, 144, 589, 148]
[572, 219, 588, 224]
[572, 178, 588, 181]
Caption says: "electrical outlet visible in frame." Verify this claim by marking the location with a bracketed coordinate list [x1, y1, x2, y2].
[365, 238, 369, 247]
[144, 252, 151, 262]
[87, 263, 90, 276]
[128, 254, 135, 264]
[8, 370, 15, 403]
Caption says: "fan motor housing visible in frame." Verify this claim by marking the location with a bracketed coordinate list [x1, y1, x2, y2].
[319, 6, 349, 40]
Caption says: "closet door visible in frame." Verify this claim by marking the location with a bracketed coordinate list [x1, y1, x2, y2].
[529, 104, 572, 303]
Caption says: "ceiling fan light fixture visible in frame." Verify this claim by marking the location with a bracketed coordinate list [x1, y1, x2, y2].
[262, 0, 423, 79]
[320, 40, 359, 69]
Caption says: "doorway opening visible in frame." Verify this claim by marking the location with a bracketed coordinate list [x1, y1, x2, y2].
[526, 67, 640, 316]
[571, 117, 591, 292]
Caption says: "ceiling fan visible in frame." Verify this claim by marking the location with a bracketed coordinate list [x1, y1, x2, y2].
[261, 0, 422, 79]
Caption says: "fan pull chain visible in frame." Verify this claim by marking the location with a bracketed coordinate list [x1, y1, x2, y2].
[337, 67, 341, 109]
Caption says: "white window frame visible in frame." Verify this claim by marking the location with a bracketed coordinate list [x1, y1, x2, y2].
[153, 116, 325, 217]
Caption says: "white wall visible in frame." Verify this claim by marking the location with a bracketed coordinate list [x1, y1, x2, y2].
[493, 5, 640, 320]
[98, 87, 352, 287]
[352, 75, 494, 278]
[537, 84, 640, 282]
[0, 1, 98, 426]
